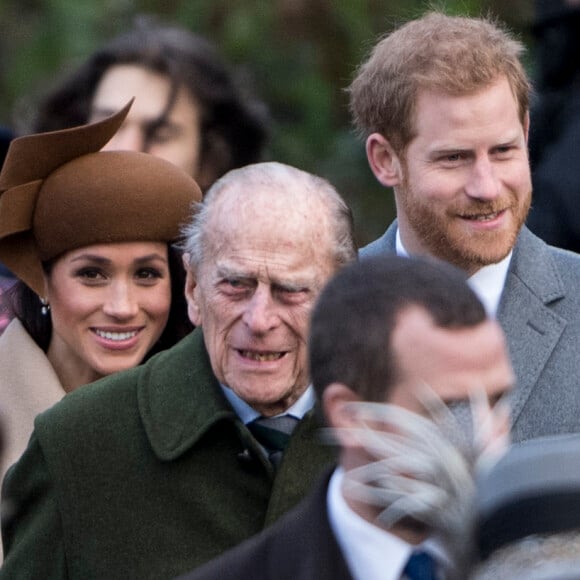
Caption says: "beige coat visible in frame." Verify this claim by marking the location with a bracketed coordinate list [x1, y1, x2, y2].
[0, 319, 64, 562]
[0, 318, 64, 485]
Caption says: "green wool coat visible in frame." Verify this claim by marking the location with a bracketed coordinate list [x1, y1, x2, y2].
[1, 329, 336, 579]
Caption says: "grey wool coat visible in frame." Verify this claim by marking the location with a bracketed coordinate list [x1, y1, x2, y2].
[0, 329, 336, 580]
[361, 223, 580, 443]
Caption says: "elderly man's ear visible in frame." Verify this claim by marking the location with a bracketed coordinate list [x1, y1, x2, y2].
[183, 253, 202, 326]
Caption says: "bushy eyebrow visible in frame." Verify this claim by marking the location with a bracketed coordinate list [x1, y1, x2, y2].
[216, 265, 313, 290]
[216, 265, 250, 280]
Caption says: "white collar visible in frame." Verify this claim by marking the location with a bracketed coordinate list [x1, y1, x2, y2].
[327, 468, 449, 580]
[467, 254, 512, 318]
[395, 228, 511, 318]
[220, 383, 316, 424]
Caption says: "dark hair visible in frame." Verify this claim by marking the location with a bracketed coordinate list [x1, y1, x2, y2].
[0, 126, 13, 170]
[309, 255, 487, 403]
[7, 244, 191, 358]
[24, 16, 270, 190]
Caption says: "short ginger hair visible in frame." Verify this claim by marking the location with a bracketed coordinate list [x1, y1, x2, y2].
[348, 11, 531, 155]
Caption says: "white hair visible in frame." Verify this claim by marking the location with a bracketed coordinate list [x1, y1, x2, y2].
[180, 161, 356, 270]
[470, 532, 580, 580]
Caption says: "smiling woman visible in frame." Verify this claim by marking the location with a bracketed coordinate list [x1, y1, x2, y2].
[0, 102, 202, 491]
[43, 242, 173, 389]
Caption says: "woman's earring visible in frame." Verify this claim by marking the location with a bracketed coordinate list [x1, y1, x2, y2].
[40, 297, 50, 316]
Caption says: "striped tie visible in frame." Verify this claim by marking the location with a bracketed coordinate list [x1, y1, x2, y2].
[247, 415, 299, 467]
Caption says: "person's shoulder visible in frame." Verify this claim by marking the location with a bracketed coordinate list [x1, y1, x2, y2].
[34, 364, 141, 437]
[544, 241, 580, 264]
[0, 318, 28, 352]
[359, 237, 385, 258]
[359, 222, 397, 258]
[541, 238, 580, 281]
[510, 230, 580, 320]
[178, 525, 274, 580]
[36, 330, 202, 433]
[516, 227, 580, 273]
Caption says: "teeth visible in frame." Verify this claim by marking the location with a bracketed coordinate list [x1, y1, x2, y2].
[466, 212, 499, 221]
[95, 330, 138, 341]
[240, 350, 283, 362]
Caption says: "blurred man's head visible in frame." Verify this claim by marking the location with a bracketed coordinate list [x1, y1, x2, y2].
[310, 255, 513, 540]
[310, 255, 512, 408]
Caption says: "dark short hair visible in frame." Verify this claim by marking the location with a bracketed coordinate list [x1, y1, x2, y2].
[24, 16, 269, 190]
[309, 255, 486, 403]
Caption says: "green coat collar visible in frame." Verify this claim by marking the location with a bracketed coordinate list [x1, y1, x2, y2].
[137, 328, 237, 461]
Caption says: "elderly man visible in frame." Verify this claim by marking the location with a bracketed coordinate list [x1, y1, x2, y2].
[177, 255, 514, 580]
[350, 11, 580, 442]
[0, 162, 356, 579]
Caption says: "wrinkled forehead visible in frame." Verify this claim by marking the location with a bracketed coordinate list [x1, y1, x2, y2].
[200, 186, 336, 274]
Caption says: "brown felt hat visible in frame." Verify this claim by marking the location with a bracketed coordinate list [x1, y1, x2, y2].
[0, 101, 202, 296]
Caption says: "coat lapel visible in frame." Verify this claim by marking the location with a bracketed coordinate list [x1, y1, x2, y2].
[137, 328, 237, 461]
[363, 223, 569, 431]
[267, 469, 353, 580]
[497, 228, 567, 426]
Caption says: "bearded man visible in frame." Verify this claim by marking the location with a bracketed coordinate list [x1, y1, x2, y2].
[350, 11, 580, 443]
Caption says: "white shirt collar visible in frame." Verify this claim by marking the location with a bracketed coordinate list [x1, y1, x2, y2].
[327, 468, 450, 580]
[220, 383, 316, 424]
[395, 228, 512, 318]
[467, 254, 512, 318]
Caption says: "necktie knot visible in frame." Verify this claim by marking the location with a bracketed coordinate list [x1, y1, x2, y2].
[402, 550, 438, 580]
[247, 415, 299, 467]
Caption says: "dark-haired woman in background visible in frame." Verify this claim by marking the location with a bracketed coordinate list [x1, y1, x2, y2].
[21, 15, 270, 192]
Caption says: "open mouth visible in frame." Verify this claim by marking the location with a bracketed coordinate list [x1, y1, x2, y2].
[94, 329, 139, 342]
[237, 349, 285, 362]
[461, 209, 505, 222]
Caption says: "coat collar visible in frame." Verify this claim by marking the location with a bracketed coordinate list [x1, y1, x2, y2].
[137, 328, 237, 461]
[498, 227, 567, 426]
[505, 226, 565, 304]
[363, 223, 569, 429]
[365, 222, 566, 304]
[359, 221, 397, 257]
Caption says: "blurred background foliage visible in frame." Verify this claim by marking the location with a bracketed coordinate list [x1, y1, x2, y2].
[0, 0, 534, 245]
